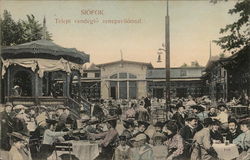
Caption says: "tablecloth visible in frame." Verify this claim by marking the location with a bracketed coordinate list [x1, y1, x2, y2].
[213, 144, 239, 160]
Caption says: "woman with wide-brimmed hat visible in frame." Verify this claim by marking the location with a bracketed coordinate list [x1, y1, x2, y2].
[152, 132, 168, 160]
[130, 133, 154, 160]
[133, 120, 151, 143]
[121, 119, 135, 146]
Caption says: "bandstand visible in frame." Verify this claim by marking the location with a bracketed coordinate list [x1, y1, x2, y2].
[1, 39, 90, 110]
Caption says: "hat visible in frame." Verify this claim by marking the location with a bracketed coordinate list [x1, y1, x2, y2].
[164, 121, 178, 134]
[203, 118, 213, 126]
[56, 105, 66, 110]
[239, 118, 250, 126]
[217, 104, 227, 110]
[39, 105, 47, 110]
[138, 121, 150, 129]
[123, 119, 135, 128]
[131, 133, 147, 142]
[152, 132, 166, 140]
[8, 132, 30, 141]
[66, 117, 74, 124]
[190, 105, 205, 112]
[212, 119, 221, 126]
[46, 119, 58, 125]
[186, 114, 199, 121]
[13, 105, 28, 110]
[103, 116, 118, 123]
[5, 102, 13, 107]
[119, 135, 127, 141]
[154, 121, 164, 128]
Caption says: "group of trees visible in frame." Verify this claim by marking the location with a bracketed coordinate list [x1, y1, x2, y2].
[0, 10, 52, 46]
[213, 0, 250, 54]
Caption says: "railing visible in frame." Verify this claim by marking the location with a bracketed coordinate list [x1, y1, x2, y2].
[78, 96, 92, 116]
[66, 97, 81, 119]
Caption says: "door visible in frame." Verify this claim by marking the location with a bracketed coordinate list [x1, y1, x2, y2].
[111, 86, 116, 99]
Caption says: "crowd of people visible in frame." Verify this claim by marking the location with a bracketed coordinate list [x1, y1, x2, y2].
[0, 95, 250, 160]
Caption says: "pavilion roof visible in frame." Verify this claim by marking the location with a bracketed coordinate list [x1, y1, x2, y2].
[2, 39, 89, 64]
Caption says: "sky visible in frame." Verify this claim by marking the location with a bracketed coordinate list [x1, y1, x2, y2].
[0, 0, 238, 67]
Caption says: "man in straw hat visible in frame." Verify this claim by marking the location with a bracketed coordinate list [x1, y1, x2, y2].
[12, 104, 29, 134]
[8, 132, 32, 160]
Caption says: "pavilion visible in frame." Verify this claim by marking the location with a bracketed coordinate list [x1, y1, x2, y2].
[1, 39, 89, 109]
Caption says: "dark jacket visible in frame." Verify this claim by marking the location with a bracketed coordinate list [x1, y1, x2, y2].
[180, 125, 197, 158]
[226, 129, 242, 143]
[0, 111, 14, 150]
[172, 112, 187, 130]
[210, 130, 223, 143]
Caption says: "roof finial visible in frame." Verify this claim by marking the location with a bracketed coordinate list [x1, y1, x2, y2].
[120, 50, 123, 61]
[209, 40, 212, 60]
[42, 16, 47, 40]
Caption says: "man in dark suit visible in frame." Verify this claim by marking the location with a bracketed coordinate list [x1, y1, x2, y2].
[0, 102, 14, 151]
[180, 114, 199, 159]
[226, 118, 242, 143]
[172, 105, 187, 130]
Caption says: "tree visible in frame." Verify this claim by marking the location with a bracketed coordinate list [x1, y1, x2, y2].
[214, 0, 250, 54]
[0, 10, 25, 46]
[0, 10, 52, 46]
[21, 14, 52, 42]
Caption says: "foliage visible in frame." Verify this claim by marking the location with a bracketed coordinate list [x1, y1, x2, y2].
[214, 0, 250, 54]
[0, 10, 52, 46]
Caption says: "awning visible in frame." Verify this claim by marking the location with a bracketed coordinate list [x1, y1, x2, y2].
[1, 58, 85, 78]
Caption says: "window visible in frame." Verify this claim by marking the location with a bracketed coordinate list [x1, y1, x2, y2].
[110, 74, 118, 79]
[180, 70, 187, 76]
[83, 73, 87, 78]
[129, 73, 137, 79]
[119, 72, 127, 79]
[95, 72, 100, 78]
[119, 81, 127, 99]
[129, 81, 137, 99]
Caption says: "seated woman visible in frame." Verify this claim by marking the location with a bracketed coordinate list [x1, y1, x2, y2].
[133, 121, 150, 143]
[163, 121, 184, 160]
[39, 119, 72, 160]
[121, 119, 135, 146]
[88, 117, 119, 160]
[152, 132, 168, 160]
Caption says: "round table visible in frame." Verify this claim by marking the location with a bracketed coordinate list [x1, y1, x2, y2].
[212, 143, 239, 160]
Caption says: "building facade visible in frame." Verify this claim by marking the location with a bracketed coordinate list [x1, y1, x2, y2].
[202, 46, 250, 103]
[80, 60, 206, 100]
[147, 67, 205, 99]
